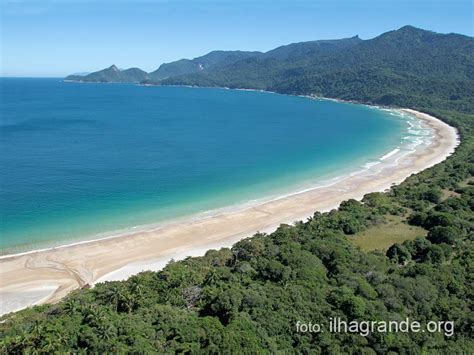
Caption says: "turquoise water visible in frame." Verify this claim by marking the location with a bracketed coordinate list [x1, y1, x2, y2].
[0, 78, 408, 254]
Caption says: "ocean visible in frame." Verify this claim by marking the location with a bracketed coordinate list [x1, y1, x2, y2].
[0, 78, 416, 254]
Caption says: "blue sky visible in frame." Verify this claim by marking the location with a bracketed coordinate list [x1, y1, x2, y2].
[1, 0, 472, 77]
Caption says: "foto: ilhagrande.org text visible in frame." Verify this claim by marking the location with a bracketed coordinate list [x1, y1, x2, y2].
[296, 318, 454, 337]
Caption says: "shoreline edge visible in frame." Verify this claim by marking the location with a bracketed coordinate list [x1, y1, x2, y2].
[0, 107, 460, 317]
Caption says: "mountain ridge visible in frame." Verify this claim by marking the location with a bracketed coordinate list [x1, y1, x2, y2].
[64, 51, 263, 83]
[63, 35, 367, 83]
[64, 26, 473, 113]
[158, 26, 473, 112]
[149, 50, 263, 80]
[65, 65, 150, 83]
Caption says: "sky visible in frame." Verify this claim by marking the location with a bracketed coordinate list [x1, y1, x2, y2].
[1, 0, 472, 77]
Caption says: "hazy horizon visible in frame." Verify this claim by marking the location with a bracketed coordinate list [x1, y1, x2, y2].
[1, 0, 473, 77]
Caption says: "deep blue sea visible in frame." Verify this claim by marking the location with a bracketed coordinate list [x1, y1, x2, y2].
[0, 78, 408, 254]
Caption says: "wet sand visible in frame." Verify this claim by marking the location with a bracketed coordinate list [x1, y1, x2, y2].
[0, 109, 459, 316]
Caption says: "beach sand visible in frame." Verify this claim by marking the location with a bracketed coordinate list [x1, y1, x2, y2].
[0, 109, 459, 316]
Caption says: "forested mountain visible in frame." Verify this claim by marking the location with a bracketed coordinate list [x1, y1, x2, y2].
[64, 51, 262, 83]
[261, 36, 362, 60]
[151, 36, 365, 89]
[65, 26, 473, 113]
[149, 50, 263, 80]
[6, 26, 474, 353]
[65, 65, 150, 83]
[160, 26, 474, 112]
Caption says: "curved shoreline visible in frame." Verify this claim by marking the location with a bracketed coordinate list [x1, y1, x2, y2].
[0, 99, 409, 259]
[0, 108, 459, 316]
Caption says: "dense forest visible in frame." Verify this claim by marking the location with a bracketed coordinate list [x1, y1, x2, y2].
[160, 26, 474, 114]
[2, 26, 473, 353]
[64, 51, 263, 83]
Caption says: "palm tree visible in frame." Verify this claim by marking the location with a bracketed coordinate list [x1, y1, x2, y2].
[63, 298, 80, 315]
[105, 284, 125, 312]
[84, 305, 106, 327]
[204, 268, 220, 286]
[18, 328, 34, 348]
[41, 336, 61, 353]
[30, 320, 44, 343]
[130, 280, 143, 298]
[97, 322, 116, 341]
[120, 291, 135, 313]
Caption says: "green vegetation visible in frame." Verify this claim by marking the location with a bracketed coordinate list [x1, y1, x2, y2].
[65, 51, 262, 83]
[65, 65, 150, 83]
[162, 26, 474, 114]
[4, 26, 474, 353]
[148, 50, 263, 81]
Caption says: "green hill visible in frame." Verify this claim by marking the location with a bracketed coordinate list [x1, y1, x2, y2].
[65, 65, 150, 83]
[148, 50, 263, 81]
[64, 51, 262, 83]
[161, 26, 474, 112]
[260, 35, 362, 60]
[155, 36, 364, 89]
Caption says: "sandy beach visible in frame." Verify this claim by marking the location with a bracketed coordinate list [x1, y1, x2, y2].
[0, 108, 459, 316]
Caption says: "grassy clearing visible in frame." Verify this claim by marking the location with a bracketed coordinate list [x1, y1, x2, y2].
[350, 215, 427, 251]
[441, 189, 460, 200]
[442, 178, 474, 199]
[458, 178, 473, 188]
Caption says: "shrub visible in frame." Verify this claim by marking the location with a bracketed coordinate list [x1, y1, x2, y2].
[387, 244, 411, 265]
[427, 226, 462, 245]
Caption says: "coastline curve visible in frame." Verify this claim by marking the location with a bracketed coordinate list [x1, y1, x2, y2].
[0, 107, 460, 316]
